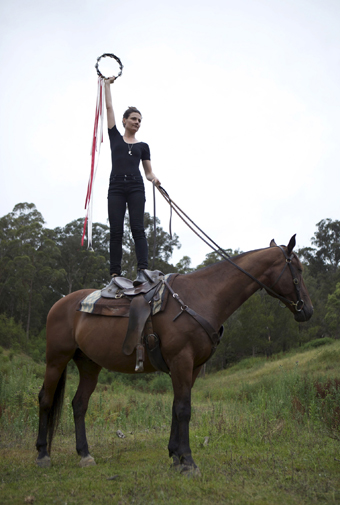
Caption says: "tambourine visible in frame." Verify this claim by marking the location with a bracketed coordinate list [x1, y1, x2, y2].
[95, 53, 123, 80]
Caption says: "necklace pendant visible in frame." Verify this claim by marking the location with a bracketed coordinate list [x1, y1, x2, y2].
[129, 151, 132, 155]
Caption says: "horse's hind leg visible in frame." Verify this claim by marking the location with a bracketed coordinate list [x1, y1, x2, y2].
[36, 362, 69, 467]
[72, 349, 102, 467]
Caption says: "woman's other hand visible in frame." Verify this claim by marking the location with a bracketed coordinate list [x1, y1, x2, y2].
[151, 177, 161, 187]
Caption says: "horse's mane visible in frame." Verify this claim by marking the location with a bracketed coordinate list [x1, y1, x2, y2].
[187, 244, 300, 276]
[189, 247, 266, 275]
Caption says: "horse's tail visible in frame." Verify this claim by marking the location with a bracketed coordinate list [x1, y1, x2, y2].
[47, 366, 67, 454]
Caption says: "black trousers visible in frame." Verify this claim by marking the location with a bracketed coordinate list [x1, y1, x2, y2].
[108, 174, 148, 276]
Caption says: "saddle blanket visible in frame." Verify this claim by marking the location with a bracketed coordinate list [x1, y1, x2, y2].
[79, 273, 172, 317]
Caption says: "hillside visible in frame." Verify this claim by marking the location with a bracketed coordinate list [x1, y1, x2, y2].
[0, 340, 339, 504]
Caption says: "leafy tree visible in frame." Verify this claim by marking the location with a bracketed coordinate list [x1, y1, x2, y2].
[0, 203, 63, 339]
[53, 219, 110, 294]
[195, 248, 238, 270]
[0, 204, 186, 346]
[311, 219, 340, 273]
[53, 212, 185, 293]
[264, 295, 300, 352]
[298, 219, 340, 339]
[0, 314, 26, 349]
[224, 293, 270, 360]
[1, 203, 338, 363]
[298, 219, 340, 285]
[175, 256, 193, 274]
[325, 282, 340, 337]
[208, 290, 302, 371]
[121, 212, 182, 278]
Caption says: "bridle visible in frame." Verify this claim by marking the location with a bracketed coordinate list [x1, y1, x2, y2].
[154, 186, 305, 314]
[217, 245, 305, 314]
[165, 245, 305, 364]
[268, 246, 305, 313]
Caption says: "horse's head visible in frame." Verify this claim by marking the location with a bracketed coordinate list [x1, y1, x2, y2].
[268, 235, 313, 322]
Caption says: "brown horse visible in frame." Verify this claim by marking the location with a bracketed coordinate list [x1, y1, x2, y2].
[36, 235, 313, 473]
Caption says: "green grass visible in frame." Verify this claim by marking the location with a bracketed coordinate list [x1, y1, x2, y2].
[1, 341, 340, 504]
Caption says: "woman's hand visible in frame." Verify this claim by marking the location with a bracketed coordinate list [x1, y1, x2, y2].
[105, 76, 116, 85]
[151, 176, 161, 187]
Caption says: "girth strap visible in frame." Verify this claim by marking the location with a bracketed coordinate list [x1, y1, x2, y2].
[164, 277, 222, 350]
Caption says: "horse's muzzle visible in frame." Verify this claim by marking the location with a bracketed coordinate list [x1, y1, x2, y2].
[294, 304, 313, 322]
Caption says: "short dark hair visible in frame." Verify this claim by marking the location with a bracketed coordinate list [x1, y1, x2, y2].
[122, 107, 142, 126]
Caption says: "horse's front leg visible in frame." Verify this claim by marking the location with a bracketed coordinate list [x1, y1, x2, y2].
[168, 400, 180, 467]
[72, 350, 102, 467]
[168, 360, 201, 475]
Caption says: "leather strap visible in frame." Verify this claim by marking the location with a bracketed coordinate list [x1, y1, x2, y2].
[123, 296, 151, 355]
[157, 187, 305, 313]
[164, 277, 222, 350]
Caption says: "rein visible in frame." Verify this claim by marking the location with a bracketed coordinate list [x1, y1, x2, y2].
[151, 182, 156, 269]
[158, 186, 231, 258]
[156, 187, 304, 313]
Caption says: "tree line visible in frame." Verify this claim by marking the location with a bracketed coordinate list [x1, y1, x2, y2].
[0, 203, 339, 368]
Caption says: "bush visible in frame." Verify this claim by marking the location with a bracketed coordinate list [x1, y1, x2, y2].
[314, 346, 340, 365]
[292, 377, 340, 435]
[303, 337, 334, 349]
[229, 356, 266, 372]
[0, 314, 25, 349]
[0, 358, 41, 436]
[97, 369, 158, 389]
[26, 334, 47, 363]
[97, 368, 115, 385]
[146, 373, 172, 393]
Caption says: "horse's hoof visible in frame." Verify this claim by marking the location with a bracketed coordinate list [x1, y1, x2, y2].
[36, 455, 51, 468]
[79, 455, 96, 467]
[180, 465, 201, 477]
[170, 455, 181, 471]
[171, 463, 182, 472]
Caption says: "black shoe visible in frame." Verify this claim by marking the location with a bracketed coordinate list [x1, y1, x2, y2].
[133, 269, 147, 287]
[105, 274, 118, 287]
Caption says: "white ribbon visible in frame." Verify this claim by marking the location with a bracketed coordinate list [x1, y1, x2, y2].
[82, 78, 105, 249]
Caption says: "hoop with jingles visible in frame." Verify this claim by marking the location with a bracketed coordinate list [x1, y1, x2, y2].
[82, 53, 124, 249]
[95, 53, 124, 80]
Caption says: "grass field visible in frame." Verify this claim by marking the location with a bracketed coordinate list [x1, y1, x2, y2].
[1, 340, 340, 504]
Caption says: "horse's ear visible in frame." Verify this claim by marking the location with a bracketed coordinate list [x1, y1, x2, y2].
[287, 234, 296, 255]
[270, 239, 277, 247]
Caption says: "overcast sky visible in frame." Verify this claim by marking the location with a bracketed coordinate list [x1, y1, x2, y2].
[1, 0, 339, 268]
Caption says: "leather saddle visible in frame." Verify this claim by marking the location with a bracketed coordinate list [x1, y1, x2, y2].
[101, 269, 164, 299]
[101, 270, 165, 370]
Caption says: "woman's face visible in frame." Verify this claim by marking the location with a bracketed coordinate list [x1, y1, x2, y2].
[123, 112, 142, 132]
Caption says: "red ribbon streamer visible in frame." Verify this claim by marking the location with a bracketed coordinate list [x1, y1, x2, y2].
[82, 79, 104, 247]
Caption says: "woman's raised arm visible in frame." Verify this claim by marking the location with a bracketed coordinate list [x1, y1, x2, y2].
[105, 78, 116, 129]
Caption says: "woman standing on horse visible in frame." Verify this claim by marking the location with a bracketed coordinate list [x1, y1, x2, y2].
[104, 77, 161, 287]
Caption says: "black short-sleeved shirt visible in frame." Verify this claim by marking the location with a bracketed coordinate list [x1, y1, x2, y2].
[108, 126, 151, 180]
